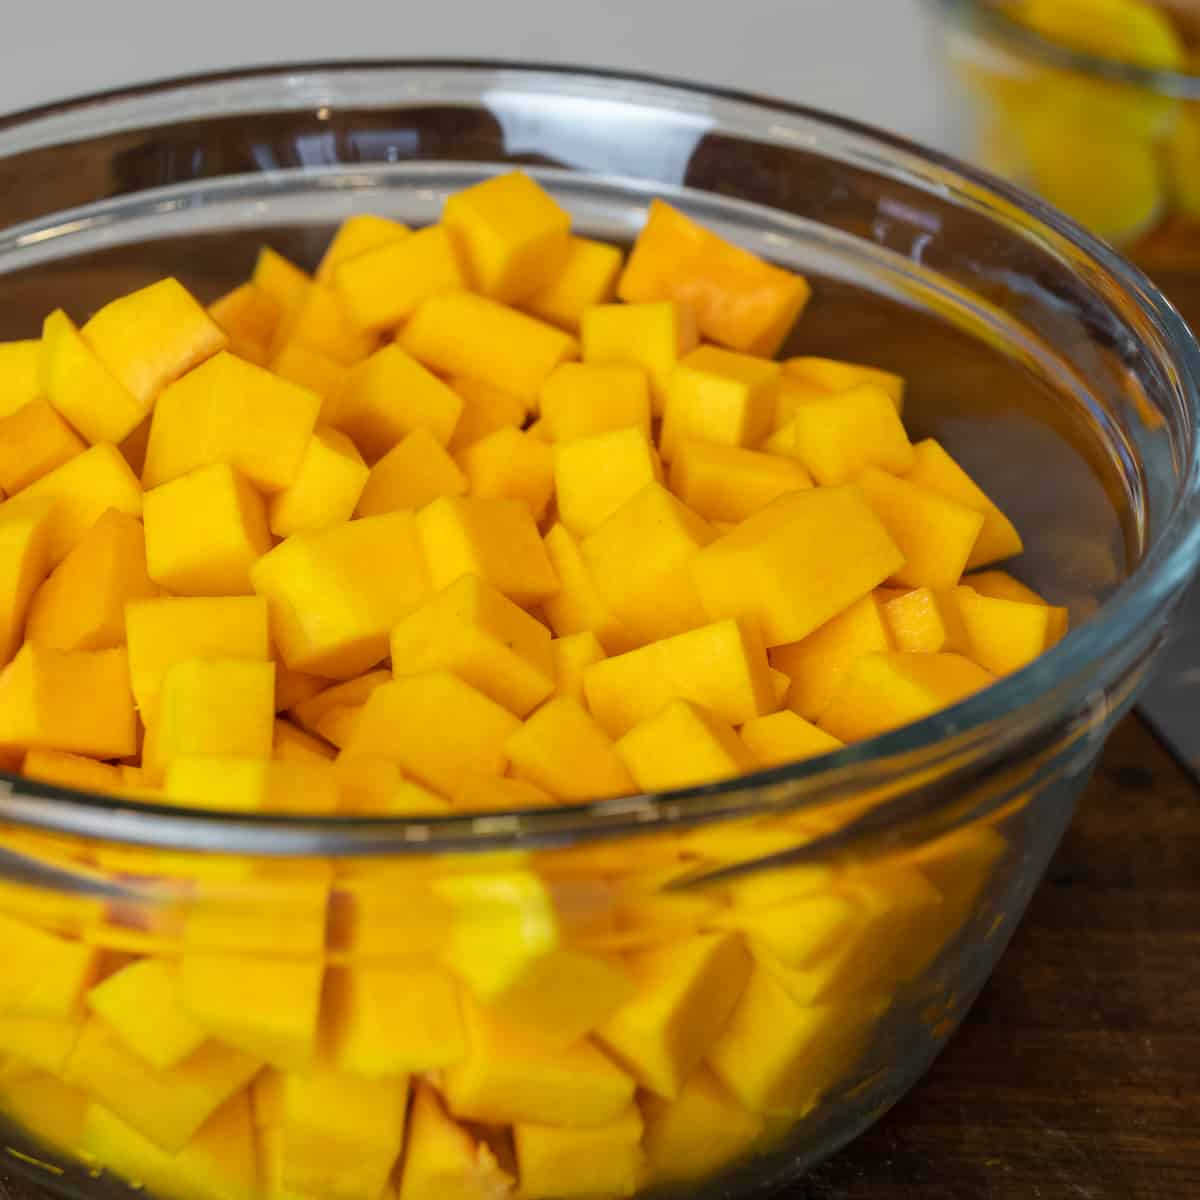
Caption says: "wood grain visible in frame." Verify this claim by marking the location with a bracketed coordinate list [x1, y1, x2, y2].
[1, 714, 1196, 1200]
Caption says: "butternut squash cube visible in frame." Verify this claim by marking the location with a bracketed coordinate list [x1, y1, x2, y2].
[0, 1069, 88, 1153]
[0, 643, 136, 759]
[452, 771, 555, 812]
[856, 467, 985, 591]
[26, 509, 155, 653]
[740, 710, 844, 768]
[523, 235, 623, 331]
[514, 1107, 644, 1199]
[316, 213, 410, 284]
[956, 587, 1068, 676]
[333, 223, 464, 333]
[447, 375, 528, 452]
[345, 672, 519, 795]
[21, 748, 122, 794]
[252, 512, 430, 678]
[820, 651, 994, 742]
[274, 662, 326, 713]
[770, 593, 893, 721]
[582, 482, 713, 645]
[143, 351, 321, 494]
[962, 569, 1048, 605]
[183, 875, 329, 957]
[398, 1083, 514, 1200]
[124, 595, 270, 716]
[327, 962, 466, 1078]
[789, 385, 914, 485]
[144, 464, 272, 596]
[165, 756, 340, 814]
[390, 573, 555, 717]
[417, 495, 559, 607]
[290, 669, 390, 734]
[581, 299, 698, 412]
[783, 356, 905, 409]
[356, 427, 466, 516]
[505, 697, 635, 799]
[208, 281, 283, 366]
[401, 291, 579, 404]
[273, 718, 335, 764]
[906, 438, 1025, 569]
[0, 909, 101, 1019]
[252, 247, 310, 318]
[0, 497, 53, 665]
[539, 362, 652, 442]
[660, 344, 780, 461]
[669, 438, 812, 523]
[64, 1018, 260, 1152]
[542, 523, 634, 653]
[441, 997, 635, 1127]
[555, 427, 664, 537]
[691, 486, 904, 648]
[156, 659, 275, 761]
[268, 426, 368, 537]
[335, 344, 463, 460]
[0, 400, 85, 494]
[881, 586, 971, 655]
[273, 282, 374, 366]
[271, 339, 351, 414]
[551, 630, 605, 703]
[443, 170, 571, 302]
[86, 957, 206, 1070]
[17, 443, 142, 566]
[0, 339, 42, 418]
[617, 699, 754, 793]
[82, 277, 227, 411]
[460, 426, 555, 520]
[597, 931, 751, 1099]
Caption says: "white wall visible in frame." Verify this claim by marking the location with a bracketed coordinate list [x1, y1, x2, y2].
[0, 0, 947, 144]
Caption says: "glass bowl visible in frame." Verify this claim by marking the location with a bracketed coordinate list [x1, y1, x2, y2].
[0, 61, 1198, 1200]
[929, 0, 1200, 329]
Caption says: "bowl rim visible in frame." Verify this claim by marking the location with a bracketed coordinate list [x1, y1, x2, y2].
[933, 0, 1200, 95]
[2, 57, 1199, 859]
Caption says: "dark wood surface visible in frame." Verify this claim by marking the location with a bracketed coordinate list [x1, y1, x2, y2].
[1, 714, 1196, 1200]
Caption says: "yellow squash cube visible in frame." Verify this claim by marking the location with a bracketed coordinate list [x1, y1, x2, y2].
[616, 699, 755, 793]
[390, 573, 555, 717]
[856, 467, 985, 591]
[618, 199, 811, 355]
[514, 1107, 644, 1200]
[208, 281, 283, 366]
[316, 213, 410, 284]
[670, 438, 812, 524]
[143, 351, 321, 494]
[597, 931, 752, 1098]
[271, 339, 351, 414]
[740, 710, 844, 767]
[356, 427, 467, 516]
[555, 427, 664, 537]
[26, 508, 156, 653]
[523, 235, 623, 331]
[82, 277, 227, 410]
[505, 697, 635, 799]
[539, 362, 652, 442]
[124, 595, 270, 716]
[268, 425, 368, 537]
[401, 291, 579, 404]
[417, 495, 559, 607]
[770, 593, 893, 721]
[345, 671, 520, 795]
[788, 384, 914, 485]
[144, 463, 272, 596]
[582, 482, 713, 645]
[0, 909, 102, 1019]
[333, 224, 464, 333]
[447, 375, 528, 452]
[273, 282, 374, 366]
[956, 587, 1068, 677]
[165, 757, 340, 814]
[0, 339, 42, 418]
[86, 957, 207, 1070]
[335, 344, 463, 461]
[0, 498, 53, 665]
[22, 748, 123, 794]
[274, 662, 326, 713]
[784, 356, 905, 408]
[581, 299, 698, 412]
[327, 962, 466, 1078]
[0, 400, 85, 494]
[253, 512, 431, 678]
[962, 569, 1048, 605]
[443, 170, 571, 302]
[660, 344, 781, 461]
[273, 717, 336, 764]
[691, 486, 904, 648]
[551, 630, 605, 703]
[116, 417, 153, 482]
[157, 658, 275, 762]
[0, 642, 137, 759]
[252, 247, 310, 317]
[905, 438, 1025, 569]
[442, 997, 635, 1127]
[0, 1069, 88, 1153]
[452, 771, 555, 812]
[820, 651, 994, 742]
[290, 669, 390, 734]
[542, 523, 635, 653]
[881, 586, 970, 655]
[460, 426, 555, 520]
[16, 442, 142, 566]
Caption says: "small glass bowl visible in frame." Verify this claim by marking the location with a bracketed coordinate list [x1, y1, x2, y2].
[0, 61, 1198, 1200]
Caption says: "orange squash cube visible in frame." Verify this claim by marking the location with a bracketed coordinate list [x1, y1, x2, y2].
[788, 384, 915, 485]
[157, 658, 275, 762]
[252, 247, 310, 318]
[505, 697, 635, 799]
[272, 282, 374, 366]
[539, 362, 652, 442]
[316, 214, 410, 284]
[356, 427, 467, 517]
[555, 427, 664, 537]
[207, 281, 283, 366]
[0, 498, 53, 665]
[881, 586, 970, 655]
[956, 587, 1069, 676]
[0, 400, 85, 494]
[460, 426, 555, 520]
[0, 339, 42, 418]
[550, 630, 605, 704]
[270, 339, 351, 414]
[268, 426, 369, 537]
[22, 748, 124, 794]
[783, 356, 905, 409]
[581, 300, 698, 413]
[669, 438, 812, 523]
[740, 710, 844, 767]
[523, 235, 623, 331]
[447, 376, 528, 452]
[616, 699, 755, 793]
[542, 523, 634, 654]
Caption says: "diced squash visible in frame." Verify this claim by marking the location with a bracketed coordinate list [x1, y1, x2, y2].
[581, 300, 698, 413]
[740, 710, 844, 768]
[156, 659, 275, 762]
[0, 400, 86, 494]
[0, 497, 54, 665]
[955, 586, 1068, 676]
[208, 281, 283, 365]
[22, 748, 123, 794]
[523, 235, 623, 331]
[550, 630, 605, 703]
[316, 214, 410, 284]
[616, 699, 755, 793]
[505, 697, 635, 799]
[0, 339, 42, 418]
[0, 909, 102, 1019]
[356, 428, 467, 516]
[514, 1107, 644, 1199]
[788, 385, 914, 485]
[271, 339, 351, 414]
[881, 586, 970, 655]
[272, 282, 374, 366]
[460, 426, 556, 520]
[165, 756, 340, 814]
[555, 427, 664, 537]
[539, 362, 652, 442]
[670, 438, 812, 524]
[542, 523, 635, 654]
[447, 376, 528, 452]
[268, 425, 369, 537]
[783, 356, 905, 408]
[252, 247, 310, 317]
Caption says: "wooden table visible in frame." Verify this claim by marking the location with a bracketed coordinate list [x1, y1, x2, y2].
[2, 715, 1196, 1200]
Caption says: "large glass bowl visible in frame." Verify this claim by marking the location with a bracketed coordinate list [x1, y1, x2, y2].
[0, 62, 1198, 1200]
